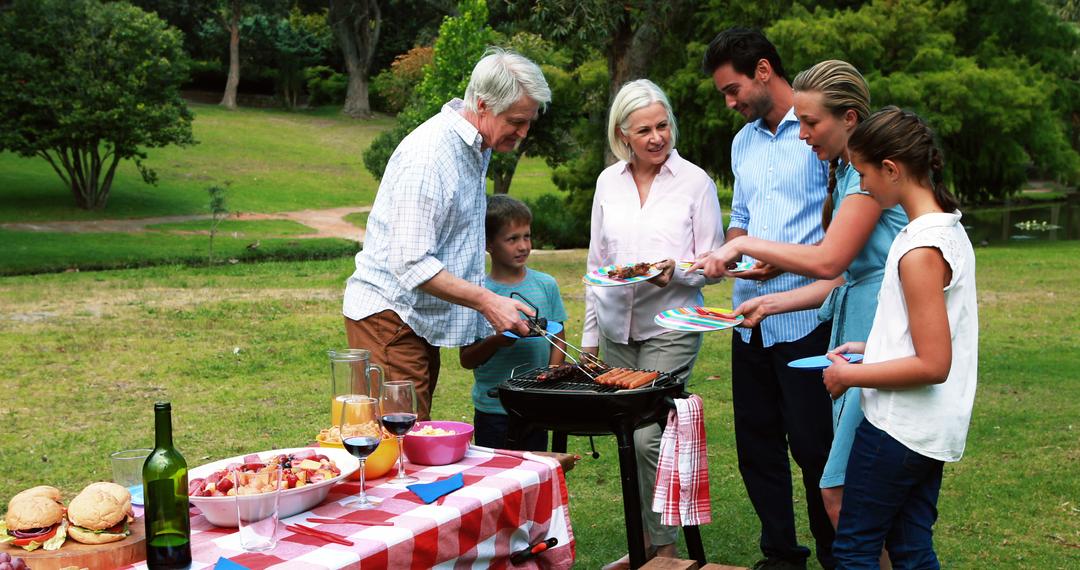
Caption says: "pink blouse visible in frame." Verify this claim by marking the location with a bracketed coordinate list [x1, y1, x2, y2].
[583, 150, 725, 347]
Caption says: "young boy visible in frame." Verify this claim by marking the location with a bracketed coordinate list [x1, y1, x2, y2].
[460, 195, 567, 451]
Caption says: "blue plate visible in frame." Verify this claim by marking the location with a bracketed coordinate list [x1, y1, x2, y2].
[128, 484, 144, 506]
[502, 320, 563, 339]
[787, 353, 864, 370]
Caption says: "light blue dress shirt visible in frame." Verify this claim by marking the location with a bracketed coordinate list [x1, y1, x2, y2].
[729, 107, 829, 346]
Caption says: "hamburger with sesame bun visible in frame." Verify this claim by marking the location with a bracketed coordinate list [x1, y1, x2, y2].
[1, 485, 68, 551]
[66, 482, 134, 545]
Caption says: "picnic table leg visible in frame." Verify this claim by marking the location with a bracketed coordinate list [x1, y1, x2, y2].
[614, 421, 648, 569]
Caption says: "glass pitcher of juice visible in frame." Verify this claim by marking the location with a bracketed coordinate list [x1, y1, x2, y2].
[328, 349, 385, 426]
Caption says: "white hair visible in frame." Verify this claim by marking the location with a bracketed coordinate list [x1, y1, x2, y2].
[464, 47, 551, 115]
[607, 79, 679, 163]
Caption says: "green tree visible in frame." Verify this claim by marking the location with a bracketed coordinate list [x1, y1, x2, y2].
[0, 0, 195, 210]
[765, 0, 1079, 202]
[328, 0, 382, 118]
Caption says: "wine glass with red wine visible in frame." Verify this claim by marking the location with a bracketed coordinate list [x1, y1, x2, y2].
[340, 396, 383, 508]
[379, 381, 418, 484]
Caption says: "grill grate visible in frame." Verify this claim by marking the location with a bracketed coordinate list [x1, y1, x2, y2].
[505, 365, 679, 393]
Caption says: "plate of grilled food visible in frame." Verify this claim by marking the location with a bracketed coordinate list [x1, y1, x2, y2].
[583, 262, 662, 286]
[654, 306, 744, 332]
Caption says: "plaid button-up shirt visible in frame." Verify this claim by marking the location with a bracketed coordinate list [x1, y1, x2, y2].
[343, 99, 491, 347]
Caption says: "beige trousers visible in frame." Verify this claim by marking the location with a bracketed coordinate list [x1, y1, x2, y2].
[600, 330, 703, 546]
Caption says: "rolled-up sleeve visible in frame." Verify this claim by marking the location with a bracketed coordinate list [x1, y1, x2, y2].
[387, 153, 453, 290]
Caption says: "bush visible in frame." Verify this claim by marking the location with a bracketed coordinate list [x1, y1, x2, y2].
[524, 194, 589, 249]
[304, 65, 348, 106]
[371, 46, 433, 114]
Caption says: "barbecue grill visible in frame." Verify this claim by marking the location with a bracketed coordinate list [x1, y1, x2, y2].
[495, 364, 706, 569]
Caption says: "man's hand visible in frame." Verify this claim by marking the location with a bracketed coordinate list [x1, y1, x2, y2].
[732, 261, 783, 281]
[648, 259, 675, 288]
[479, 291, 532, 337]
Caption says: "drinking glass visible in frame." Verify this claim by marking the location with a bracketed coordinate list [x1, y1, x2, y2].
[340, 396, 383, 509]
[380, 381, 418, 484]
[110, 448, 152, 505]
[234, 465, 282, 552]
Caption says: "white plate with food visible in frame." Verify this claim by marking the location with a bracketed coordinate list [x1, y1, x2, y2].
[187, 447, 359, 527]
[582, 263, 662, 286]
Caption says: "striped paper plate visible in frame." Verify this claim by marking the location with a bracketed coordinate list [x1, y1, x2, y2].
[654, 306, 744, 332]
[675, 259, 755, 275]
[582, 263, 662, 287]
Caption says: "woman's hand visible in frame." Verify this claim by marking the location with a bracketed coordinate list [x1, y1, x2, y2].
[719, 296, 774, 328]
[648, 259, 675, 288]
[686, 243, 738, 278]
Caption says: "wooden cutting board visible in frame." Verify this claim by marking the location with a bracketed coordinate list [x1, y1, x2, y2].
[16, 517, 145, 570]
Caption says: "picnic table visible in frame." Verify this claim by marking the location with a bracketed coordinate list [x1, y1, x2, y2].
[123, 447, 575, 569]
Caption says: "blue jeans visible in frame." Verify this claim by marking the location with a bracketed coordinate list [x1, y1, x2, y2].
[835, 419, 944, 569]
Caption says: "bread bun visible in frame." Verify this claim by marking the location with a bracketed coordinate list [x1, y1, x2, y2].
[67, 524, 129, 545]
[66, 482, 133, 544]
[4, 487, 65, 530]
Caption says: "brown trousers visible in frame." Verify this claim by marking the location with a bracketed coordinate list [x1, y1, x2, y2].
[344, 311, 441, 421]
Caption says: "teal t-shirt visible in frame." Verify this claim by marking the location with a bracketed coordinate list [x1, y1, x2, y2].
[472, 268, 567, 414]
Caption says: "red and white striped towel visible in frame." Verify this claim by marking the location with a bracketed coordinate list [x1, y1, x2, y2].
[652, 394, 711, 526]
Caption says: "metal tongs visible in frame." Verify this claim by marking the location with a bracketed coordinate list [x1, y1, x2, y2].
[510, 292, 610, 380]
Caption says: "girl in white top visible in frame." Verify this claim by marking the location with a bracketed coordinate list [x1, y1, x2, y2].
[822, 107, 978, 569]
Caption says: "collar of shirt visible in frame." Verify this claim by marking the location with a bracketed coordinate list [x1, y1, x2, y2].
[750, 106, 799, 137]
[442, 98, 484, 153]
[901, 210, 962, 234]
[617, 148, 687, 178]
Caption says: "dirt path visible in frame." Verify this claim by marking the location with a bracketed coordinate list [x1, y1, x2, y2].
[0, 206, 371, 241]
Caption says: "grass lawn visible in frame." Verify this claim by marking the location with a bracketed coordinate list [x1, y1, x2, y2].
[145, 219, 318, 237]
[1, 242, 1077, 568]
[0, 104, 396, 223]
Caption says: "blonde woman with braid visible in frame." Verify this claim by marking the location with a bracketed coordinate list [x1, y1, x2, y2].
[693, 60, 907, 529]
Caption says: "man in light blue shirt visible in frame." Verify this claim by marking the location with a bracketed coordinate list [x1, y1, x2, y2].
[704, 28, 836, 570]
[343, 49, 548, 421]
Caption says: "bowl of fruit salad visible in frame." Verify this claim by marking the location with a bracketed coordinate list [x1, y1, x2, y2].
[187, 447, 359, 527]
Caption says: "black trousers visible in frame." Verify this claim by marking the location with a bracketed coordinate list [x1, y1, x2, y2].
[732, 323, 836, 569]
[474, 410, 548, 452]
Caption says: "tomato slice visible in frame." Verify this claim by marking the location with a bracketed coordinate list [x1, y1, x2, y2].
[11, 524, 57, 546]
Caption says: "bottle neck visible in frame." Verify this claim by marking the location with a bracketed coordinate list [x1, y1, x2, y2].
[154, 408, 173, 448]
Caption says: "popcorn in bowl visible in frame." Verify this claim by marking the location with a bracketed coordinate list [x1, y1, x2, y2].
[411, 425, 457, 436]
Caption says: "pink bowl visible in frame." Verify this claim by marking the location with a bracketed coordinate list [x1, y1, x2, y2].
[402, 421, 474, 466]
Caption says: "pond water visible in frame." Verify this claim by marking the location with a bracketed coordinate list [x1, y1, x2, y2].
[963, 195, 1079, 244]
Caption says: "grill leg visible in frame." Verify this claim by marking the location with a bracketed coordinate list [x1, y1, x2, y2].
[614, 423, 648, 569]
[551, 431, 568, 453]
[683, 524, 706, 565]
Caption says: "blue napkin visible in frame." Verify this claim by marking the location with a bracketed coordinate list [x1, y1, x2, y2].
[215, 557, 250, 570]
[407, 473, 464, 504]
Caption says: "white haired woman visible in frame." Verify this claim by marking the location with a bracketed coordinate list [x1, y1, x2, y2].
[583, 79, 725, 568]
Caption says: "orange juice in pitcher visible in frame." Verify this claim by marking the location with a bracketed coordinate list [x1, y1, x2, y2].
[328, 349, 384, 425]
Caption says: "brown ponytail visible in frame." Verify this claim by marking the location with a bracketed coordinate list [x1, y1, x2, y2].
[848, 106, 960, 212]
[822, 158, 839, 230]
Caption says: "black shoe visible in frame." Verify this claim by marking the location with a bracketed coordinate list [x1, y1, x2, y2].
[751, 558, 808, 570]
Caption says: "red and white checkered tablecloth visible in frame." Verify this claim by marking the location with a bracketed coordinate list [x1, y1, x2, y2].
[124, 447, 575, 569]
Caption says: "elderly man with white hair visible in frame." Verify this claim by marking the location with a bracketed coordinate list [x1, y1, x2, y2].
[343, 48, 550, 421]
[583, 78, 724, 569]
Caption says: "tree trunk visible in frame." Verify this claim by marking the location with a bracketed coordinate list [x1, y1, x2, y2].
[220, 0, 241, 110]
[329, 0, 381, 118]
[605, 9, 663, 166]
[492, 155, 519, 194]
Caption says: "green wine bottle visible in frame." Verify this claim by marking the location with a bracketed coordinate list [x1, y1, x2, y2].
[142, 402, 192, 569]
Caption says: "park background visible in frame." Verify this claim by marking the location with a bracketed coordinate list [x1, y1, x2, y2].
[1, 0, 1078, 568]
